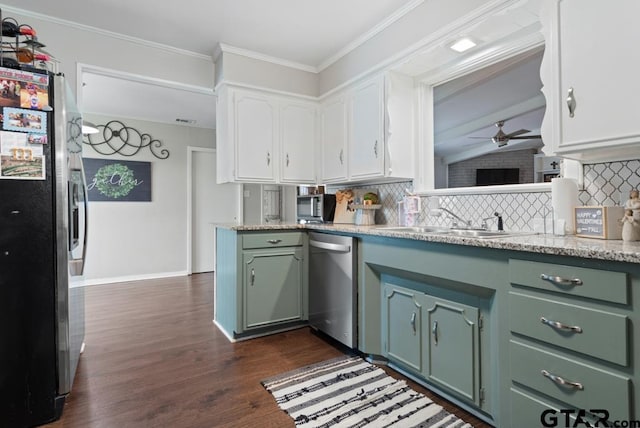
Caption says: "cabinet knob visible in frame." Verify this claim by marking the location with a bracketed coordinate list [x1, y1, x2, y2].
[541, 369, 583, 390]
[540, 316, 583, 333]
[567, 87, 576, 118]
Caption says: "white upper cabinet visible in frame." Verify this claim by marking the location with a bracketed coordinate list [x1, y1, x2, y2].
[350, 75, 385, 180]
[541, 0, 640, 161]
[280, 101, 317, 184]
[320, 96, 348, 183]
[234, 90, 278, 182]
[216, 84, 317, 184]
[319, 72, 415, 184]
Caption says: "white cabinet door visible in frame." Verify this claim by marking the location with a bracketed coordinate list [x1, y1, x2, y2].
[321, 96, 348, 183]
[280, 101, 316, 184]
[234, 91, 277, 182]
[350, 76, 385, 180]
[542, 0, 640, 160]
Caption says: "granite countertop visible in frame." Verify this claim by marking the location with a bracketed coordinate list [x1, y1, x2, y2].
[218, 223, 640, 264]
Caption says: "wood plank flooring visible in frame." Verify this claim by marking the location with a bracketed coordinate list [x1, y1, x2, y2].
[45, 273, 492, 427]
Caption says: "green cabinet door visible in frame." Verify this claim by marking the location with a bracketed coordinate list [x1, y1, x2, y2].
[243, 247, 304, 329]
[424, 296, 480, 405]
[381, 283, 424, 373]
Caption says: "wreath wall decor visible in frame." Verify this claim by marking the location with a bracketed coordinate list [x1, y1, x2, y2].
[82, 120, 170, 159]
[83, 158, 152, 202]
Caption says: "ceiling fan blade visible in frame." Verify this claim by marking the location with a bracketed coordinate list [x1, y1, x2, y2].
[505, 129, 529, 138]
[468, 136, 493, 139]
[508, 134, 542, 140]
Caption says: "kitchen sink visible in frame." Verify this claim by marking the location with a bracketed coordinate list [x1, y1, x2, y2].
[445, 229, 517, 238]
[376, 226, 532, 239]
[375, 226, 451, 234]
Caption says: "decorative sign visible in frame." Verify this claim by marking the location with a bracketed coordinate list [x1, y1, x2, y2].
[575, 206, 624, 239]
[84, 158, 151, 202]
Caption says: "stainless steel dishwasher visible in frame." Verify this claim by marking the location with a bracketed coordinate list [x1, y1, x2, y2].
[308, 232, 357, 348]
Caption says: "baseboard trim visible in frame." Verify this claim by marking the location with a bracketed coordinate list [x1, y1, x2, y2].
[83, 271, 189, 287]
[212, 320, 237, 343]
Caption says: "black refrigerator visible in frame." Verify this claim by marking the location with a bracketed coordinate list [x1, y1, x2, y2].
[0, 67, 87, 427]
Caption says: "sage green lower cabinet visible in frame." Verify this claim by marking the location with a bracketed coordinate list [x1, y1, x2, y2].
[381, 282, 481, 406]
[214, 228, 308, 340]
[425, 297, 480, 405]
[381, 283, 424, 373]
[508, 257, 638, 426]
[243, 248, 304, 329]
[361, 235, 640, 427]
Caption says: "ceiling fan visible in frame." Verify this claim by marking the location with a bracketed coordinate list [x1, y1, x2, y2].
[471, 120, 542, 147]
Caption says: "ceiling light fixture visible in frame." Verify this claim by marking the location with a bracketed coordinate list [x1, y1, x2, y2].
[81, 120, 99, 135]
[449, 37, 477, 53]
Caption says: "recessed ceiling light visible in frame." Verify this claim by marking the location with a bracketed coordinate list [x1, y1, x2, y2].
[449, 37, 477, 53]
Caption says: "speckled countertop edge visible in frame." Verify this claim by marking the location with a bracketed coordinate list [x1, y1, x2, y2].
[218, 223, 640, 264]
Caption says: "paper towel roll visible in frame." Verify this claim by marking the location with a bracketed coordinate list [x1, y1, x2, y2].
[551, 177, 579, 234]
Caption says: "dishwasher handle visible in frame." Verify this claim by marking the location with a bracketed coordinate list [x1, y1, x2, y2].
[309, 239, 351, 253]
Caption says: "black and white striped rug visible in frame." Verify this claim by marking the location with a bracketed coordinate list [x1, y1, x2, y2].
[261, 355, 474, 428]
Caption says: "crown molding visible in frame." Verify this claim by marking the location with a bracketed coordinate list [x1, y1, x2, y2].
[317, 0, 425, 72]
[215, 0, 425, 74]
[0, 4, 212, 61]
[216, 43, 318, 73]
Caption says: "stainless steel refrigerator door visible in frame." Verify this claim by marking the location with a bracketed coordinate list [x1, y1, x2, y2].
[308, 232, 357, 348]
[53, 74, 86, 396]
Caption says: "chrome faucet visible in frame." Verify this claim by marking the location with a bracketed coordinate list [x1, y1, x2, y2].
[430, 208, 472, 228]
[481, 212, 504, 231]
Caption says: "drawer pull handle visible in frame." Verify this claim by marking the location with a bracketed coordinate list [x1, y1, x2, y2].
[541, 369, 583, 390]
[540, 274, 583, 287]
[267, 239, 282, 244]
[250, 268, 255, 286]
[540, 317, 583, 333]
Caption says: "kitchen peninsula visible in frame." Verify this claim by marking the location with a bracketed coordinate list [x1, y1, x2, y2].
[215, 223, 640, 426]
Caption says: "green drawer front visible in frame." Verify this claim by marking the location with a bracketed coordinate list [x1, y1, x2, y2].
[511, 388, 561, 428]
[242, 231, 304, 249]
[510, 388, 602, 428]
[510, 340, 631, 420]
[509, 292, 628, 366]
[509, 259, 628, 304]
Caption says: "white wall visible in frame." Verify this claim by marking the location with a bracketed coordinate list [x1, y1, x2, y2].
[215, 51, 317, 96]
[2, 7, 214, 97]
[82, 114, 215, 284]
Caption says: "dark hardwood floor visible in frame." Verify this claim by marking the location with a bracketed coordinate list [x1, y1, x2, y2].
[45, 273, 492, 427]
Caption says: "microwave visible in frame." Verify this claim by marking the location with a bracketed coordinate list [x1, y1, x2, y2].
[296, 194, 336, 223]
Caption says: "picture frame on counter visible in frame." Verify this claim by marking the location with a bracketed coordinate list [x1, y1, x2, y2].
[574, 206, 624, 239]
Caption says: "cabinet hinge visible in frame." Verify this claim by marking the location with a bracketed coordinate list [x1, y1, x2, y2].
[478, 315, 484, 330]
[480, 387, 485, 403]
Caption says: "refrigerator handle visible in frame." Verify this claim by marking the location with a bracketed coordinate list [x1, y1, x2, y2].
[69, 162, 89, 276]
